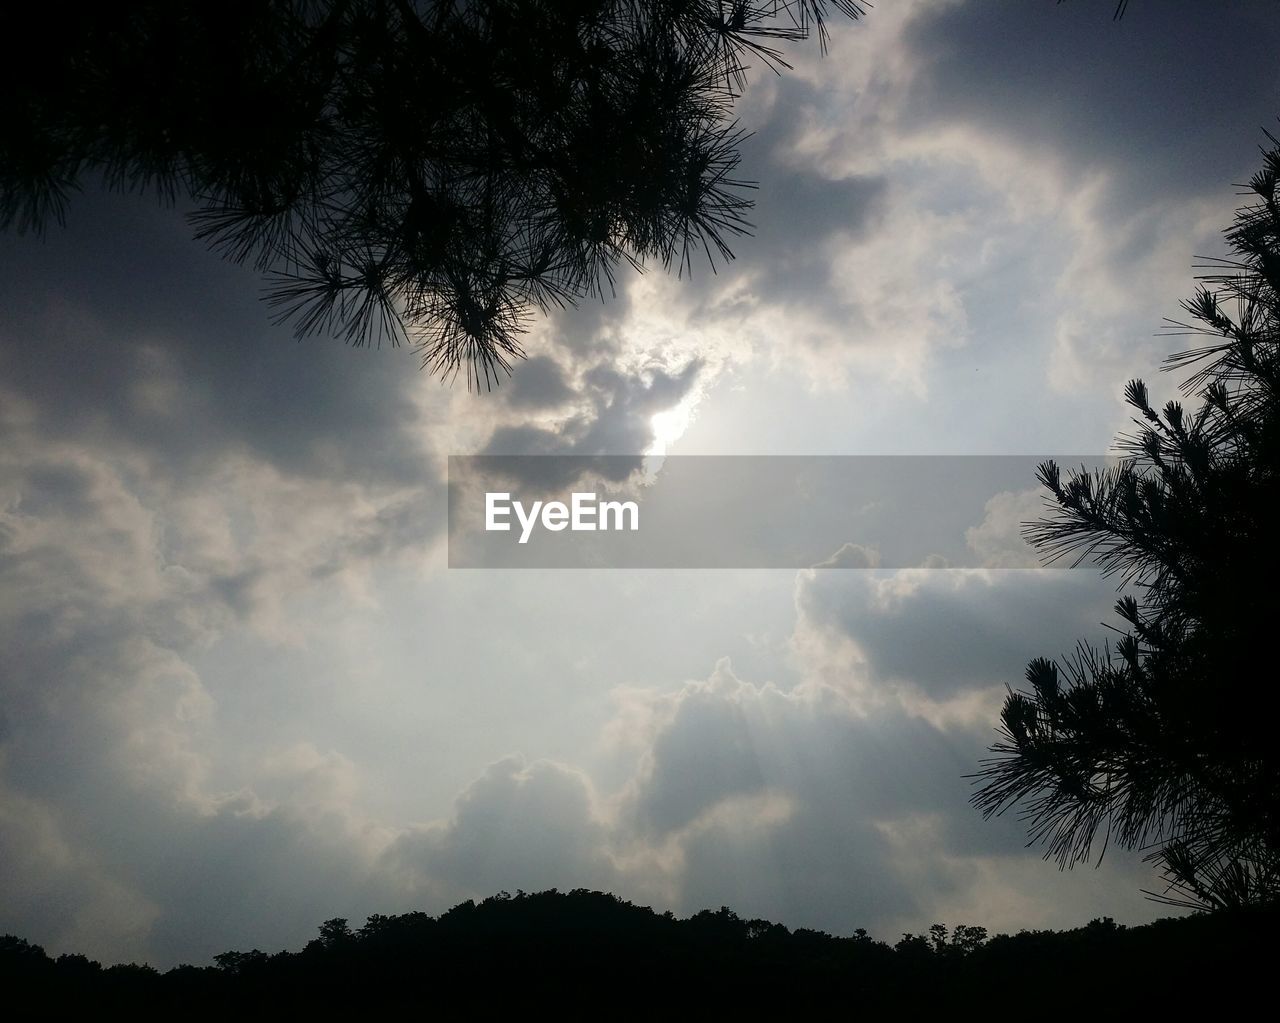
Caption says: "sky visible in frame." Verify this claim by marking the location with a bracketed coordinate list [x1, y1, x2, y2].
[2, 0, 1279, 968]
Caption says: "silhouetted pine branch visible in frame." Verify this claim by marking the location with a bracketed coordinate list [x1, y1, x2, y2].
[0, 1, 865, 389]
[972, 130, 1280, 912]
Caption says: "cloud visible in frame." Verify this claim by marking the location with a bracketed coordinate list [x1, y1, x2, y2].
[733, 0, 1269, 413]
[0, 188, 448, 965]
[0, 0, 1233, 971]
[386, 757, 619, 904]
[0, 194, 437, 487]
[600, 651, 1156, 936]
[901, 0, 1280, 206]
[499, 356, 576, 410]
[485, 360, 703, 460]
[387, 655, 1037, 937]
[0, 434, 420, 963]
[965, 488, 1045, 568]
[791, 564, 1121, 702]
[1, 223, 1160, 972]
[0, 522, 1162, 969]
[474, 359, 704, 490]
[815, 542, 881, 569]
[0, 780, 160, 964]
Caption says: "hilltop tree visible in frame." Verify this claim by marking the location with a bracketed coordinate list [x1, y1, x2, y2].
[972, 132, 1280, 911]
[0, 0, 863, 389]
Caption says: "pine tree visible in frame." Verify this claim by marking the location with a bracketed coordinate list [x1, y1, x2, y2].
[972, 132, 1280, 911]
[0, 1, 863, 389]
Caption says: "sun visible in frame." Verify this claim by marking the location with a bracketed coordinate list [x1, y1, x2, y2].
[646, 398, 697, 458]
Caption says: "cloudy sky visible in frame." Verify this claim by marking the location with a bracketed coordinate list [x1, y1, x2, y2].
[3, 0, 1278, 967]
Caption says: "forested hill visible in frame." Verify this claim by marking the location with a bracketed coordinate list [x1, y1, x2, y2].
[2, 889, 1273, 1009]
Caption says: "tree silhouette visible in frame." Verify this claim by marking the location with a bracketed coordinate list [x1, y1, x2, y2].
[972, 132, 1280, 911]
[0, 0, 863, 389]
[3, 891, 1277, 1010]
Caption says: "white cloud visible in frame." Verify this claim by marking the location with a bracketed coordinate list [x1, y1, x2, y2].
[965, 488, 1044, 568]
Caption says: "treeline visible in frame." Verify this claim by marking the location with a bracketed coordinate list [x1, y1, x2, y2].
[1, 889, 1274, 1009]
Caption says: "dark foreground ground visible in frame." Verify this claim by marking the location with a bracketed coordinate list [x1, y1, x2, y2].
[3, 889, 1273, 1010]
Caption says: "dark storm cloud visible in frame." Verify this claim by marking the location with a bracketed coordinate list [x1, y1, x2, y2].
[748, 167, 888, 256]
[738, 72, 891, 248]
[736, 168, 891, 316]
[385, 757, 618, 902]
[499, 355, 576, 409]
[0, 189, 434, 486]
[794, 567, 1122, 698]
[538, 284, 640, 362]
[903, 0, 1280, 209]
[478, 359, 702, 488]
[685, 74, 893, 323]
[135, 797, 402, 967]
[623, 673, 969, 841]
